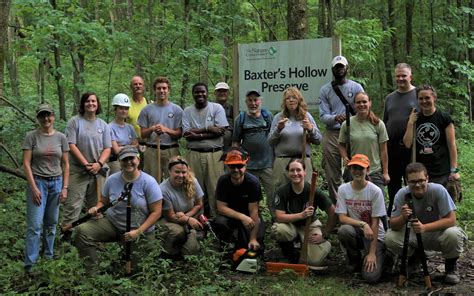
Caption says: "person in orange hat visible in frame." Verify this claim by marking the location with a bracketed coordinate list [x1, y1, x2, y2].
[211, 147, 264, 251]
[335, 154, 387, 283]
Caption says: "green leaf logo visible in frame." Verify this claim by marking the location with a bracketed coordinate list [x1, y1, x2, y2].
[268, 47, 277, 56]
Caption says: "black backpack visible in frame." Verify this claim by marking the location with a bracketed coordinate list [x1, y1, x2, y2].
[238, 109, 272, 135]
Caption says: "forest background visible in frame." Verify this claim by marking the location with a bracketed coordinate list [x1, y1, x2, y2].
[0, 0, 473, 294]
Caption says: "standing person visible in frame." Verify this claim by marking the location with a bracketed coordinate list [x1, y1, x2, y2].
[138, 76, 183, 180]
[335, 154, 387, 283]
[108, 93, 138, 174]
[383, 63, 419, 216]
[319, 55, 364, 203]
[268, 87, 322, 191]
[272, 159, 336, 265]
[127, 75, 148, 141]
[182, 82, 228, 217]
[22, 104, 70, 274]
[232, 89, 274, 216]
[214, 82, 234, 151]
[403, 84, 460, 188]
[160, 156, 204, 257]
[74, 146, 162, 272]
[338, 92, 390, 191]
[385, 163, 467, 285]
[62, 92, 112, 241]
[212, 148, 264, 251]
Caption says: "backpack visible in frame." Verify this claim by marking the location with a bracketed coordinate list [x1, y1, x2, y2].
[238, 109, 272, 135]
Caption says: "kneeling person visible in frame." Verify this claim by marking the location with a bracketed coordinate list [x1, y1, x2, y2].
[160, 156, 204, 257]
[385, 162, 467, 285]
[74, 146, 162, 272]
[272, 158, 336, 265]
[212, 148, 264, 251]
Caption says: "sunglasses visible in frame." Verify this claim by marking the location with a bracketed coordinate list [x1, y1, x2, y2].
[228, 164, 245, 169]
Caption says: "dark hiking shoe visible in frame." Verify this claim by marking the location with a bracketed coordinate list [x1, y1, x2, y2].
[444, 257, 460, 285]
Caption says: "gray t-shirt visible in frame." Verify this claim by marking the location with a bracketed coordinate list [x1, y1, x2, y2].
[22, 130, 69, 177]
[319, 80, 364, 130]
[336, 181, 387, 241]
[137, 102, 183, 146]
[109, 122, 137, 146]
[182, 102, 229, 149]
[339, 116, 389, 174]
[160, 178, 204, 213]
[232, 112, 274, 170]
[383, 88, 419, 142]
[65, 115, 112, 166]
[268, 112, 322, 157]
[391, 183, 456, 223]
[103, 171, 163, 233]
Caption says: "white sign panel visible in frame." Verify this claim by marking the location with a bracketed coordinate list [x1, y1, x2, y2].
[238, 38, 334, 111]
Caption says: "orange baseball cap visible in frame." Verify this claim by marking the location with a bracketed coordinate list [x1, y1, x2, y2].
[347, 154, 370, 168]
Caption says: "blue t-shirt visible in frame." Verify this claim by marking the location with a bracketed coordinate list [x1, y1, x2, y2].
[103, 171, 162, 233]
[109, 122, 137, 146]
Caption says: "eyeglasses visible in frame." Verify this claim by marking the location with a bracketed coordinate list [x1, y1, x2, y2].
[120, 156, 136, 162]
[37, 112, 54, 118]
[228, 164, 245, 169]
[408, 178, 427, 186]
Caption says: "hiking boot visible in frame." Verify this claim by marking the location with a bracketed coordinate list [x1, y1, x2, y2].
[444, 257, 460, 285]
[345, 251, 362, 273]
[279, 241, 299, 264]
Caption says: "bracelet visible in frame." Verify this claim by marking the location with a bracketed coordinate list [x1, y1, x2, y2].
[136, 228, 143, 235]
[97, 160, 104, 167]
[186, 216, 190, 224]
[62, 186, 68, 190]
[359, 222, 367, 229]
[450, 167, 459, 173]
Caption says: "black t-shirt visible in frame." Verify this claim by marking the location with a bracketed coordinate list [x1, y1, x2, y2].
[415, 109, 453, 177]
[215, 172, 262, 216]
[273, 182, 333, 227]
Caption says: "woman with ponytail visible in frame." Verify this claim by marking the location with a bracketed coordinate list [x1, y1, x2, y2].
[338, 92, 390, 190]
[160, 156, 204, 257]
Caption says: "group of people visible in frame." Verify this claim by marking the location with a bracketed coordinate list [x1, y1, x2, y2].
[22, 57, 466, 284]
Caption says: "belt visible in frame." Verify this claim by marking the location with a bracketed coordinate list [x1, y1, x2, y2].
[34, 175, 62, 181]
[146, 143, 179, 150]
[277, 154, 310, 158]
[189, 147, 222, 153]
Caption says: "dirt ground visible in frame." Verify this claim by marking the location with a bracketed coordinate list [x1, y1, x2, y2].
[262, 238, 474, 295]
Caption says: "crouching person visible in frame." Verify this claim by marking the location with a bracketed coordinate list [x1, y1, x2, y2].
[336, 154, 387, 283]
[212, 148, 265, 251]
[385, 162, 467, 285]
[160, 156, 204, 257]
[74, 146, 162, 273]
[271, 158, 335, 265]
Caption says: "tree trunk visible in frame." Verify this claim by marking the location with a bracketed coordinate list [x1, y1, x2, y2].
[52, 42, 66, 120]
[318, 0, 326, 37]
[287, 0, 308, 40]
[71, 48, 85, 116]
[380, 2, 393, 91]
[388, 0, 398, 65]
[180, 0, 190, 109]
[6, 15, 19, 98]
[468, 0, 474, 122]
[326, 0, 333, 37]
[405, 0, 414, 57]
[0, 0, 11, 97]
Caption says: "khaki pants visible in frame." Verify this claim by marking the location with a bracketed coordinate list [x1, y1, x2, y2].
[186, 150, 224, 217]
[271, 220, 331, 266]
[385, 226, 467, 259]
[322, 130, 342, 203]
[74, 216, 155, 271]
[159, 219, 199, 256]
[144, 147, 180, 181]
[272, 157, 313, 191]
[62, 165, 106, 225]
[248, 168, 275, 216]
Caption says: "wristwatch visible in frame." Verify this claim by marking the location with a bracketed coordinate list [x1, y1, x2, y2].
[359, 222, 367, 229]
[450, 167, 459, 173]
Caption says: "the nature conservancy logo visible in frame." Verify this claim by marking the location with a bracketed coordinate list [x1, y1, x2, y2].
[245, 46, 277, 60]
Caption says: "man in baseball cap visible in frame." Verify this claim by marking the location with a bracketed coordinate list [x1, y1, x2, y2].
[214, 82, 233, 151]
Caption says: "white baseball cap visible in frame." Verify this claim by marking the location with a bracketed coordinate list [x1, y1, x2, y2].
[331, 56, 349, 67]
[215, 82, 230, 90]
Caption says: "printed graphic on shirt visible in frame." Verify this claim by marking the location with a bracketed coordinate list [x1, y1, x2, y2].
[417, 122, 440, 155]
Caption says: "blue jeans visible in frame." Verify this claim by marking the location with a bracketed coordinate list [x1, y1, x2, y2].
[25, 176, 62, 267]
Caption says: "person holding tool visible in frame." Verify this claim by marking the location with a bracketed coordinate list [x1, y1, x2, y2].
[271, 159, 336, 265]
[268, 87, 322, 191]
[385, 162, 467, 285]
[74, 146, 162, 273]
[138, 76, 183, 181]
[335, 154, 387, 283]
[160, 156, 204, 258]
[62, 92, 112, 242]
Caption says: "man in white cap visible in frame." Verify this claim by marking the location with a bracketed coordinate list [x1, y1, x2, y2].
[214, 82, 233, 151]
[319, 55, 364, 203]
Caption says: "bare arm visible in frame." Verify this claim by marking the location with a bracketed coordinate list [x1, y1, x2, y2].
[379, 141, 390, 183]
[445, 123, 460, 179]
[60, 152, 70, 203]
[23, 150, 41, 205]
[323, 204, 337, 237]
[402, 108, 418, 148]
[126, 200, 162, 239]
[248, 202, 261, 249]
